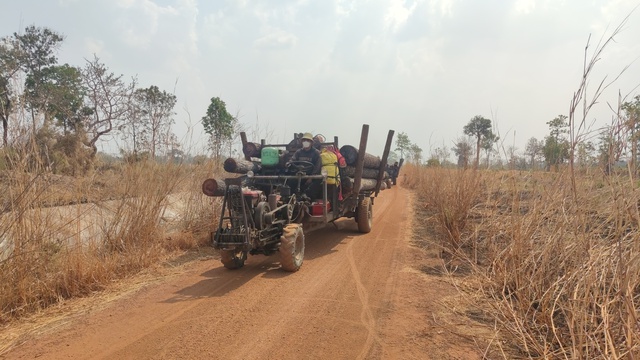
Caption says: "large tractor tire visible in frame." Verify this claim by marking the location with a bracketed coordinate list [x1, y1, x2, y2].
[220, 249, 245, 270]
[280, 223, 305, 272]
[356, 197, 373, 233]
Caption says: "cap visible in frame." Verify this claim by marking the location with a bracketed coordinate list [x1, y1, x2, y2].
[302, 132, 313, 141]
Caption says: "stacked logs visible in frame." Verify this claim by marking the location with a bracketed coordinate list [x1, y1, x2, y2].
[203, 142, 390, 197]
[338, 145, 389, 195]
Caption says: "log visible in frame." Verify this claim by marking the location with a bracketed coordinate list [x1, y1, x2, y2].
[339, 145, 382, 168]
[223, 158, 261, 174]
[341, 177, 386, 193]
[242, 142, 262, 158]
[202, 178, 227, 197]
[341, 166, 388, 179]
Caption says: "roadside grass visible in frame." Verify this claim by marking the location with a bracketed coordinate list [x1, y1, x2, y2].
[0, 152, 221, 324]
[404, 164, 640, 359]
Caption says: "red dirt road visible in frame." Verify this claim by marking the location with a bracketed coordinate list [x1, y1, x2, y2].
[1, 186, 488, 359]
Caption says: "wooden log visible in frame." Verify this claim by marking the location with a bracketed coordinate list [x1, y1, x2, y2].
[202, 178, 227, 197]
[223, 158, 261, 174]
[242, 142, 262, 158]
[339, 145, 382, 168]
[341, 177, 386, 193]
[341, 166, 388, 179]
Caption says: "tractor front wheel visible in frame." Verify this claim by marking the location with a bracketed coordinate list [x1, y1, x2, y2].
[356, 197, 372, 233]
[280, 223, 305, 272]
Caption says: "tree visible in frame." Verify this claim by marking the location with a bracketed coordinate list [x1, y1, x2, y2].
[395, 132, 410, 160]
[576, 141, 596, 169]
[13, 26, 65, 131]
[131, 85, 176, 159]
[432, 145, 450, 165]
[622, 95, 640, 177]
[463, 115, 495, 168]
[0, 37, 21, 146]
[453, 137, 473, 168]
[82, 55, 136, 157]
[202, 97, 234, 159]
[408, 143, 423, 164]
[524, 137, 544, 169]
[543, 115, 569, 171]
[40, 64, 87, 134]
[480, 132, 499, 168]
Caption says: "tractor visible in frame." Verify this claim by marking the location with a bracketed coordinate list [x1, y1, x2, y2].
[202, 124, 394, 271]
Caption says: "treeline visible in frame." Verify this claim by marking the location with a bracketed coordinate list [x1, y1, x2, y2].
[418, 101, 640, 173]
[0, 25, 240, 175]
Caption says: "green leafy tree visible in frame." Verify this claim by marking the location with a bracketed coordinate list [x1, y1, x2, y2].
[0, 37, 21, 146]
[131, 85, 176, 159]
[453, 137, 473, 168]
[524, 137, 544, 169]
[13, 26, 65, 131]
[408, 143, 423, 164]
[39, 64, 88, 134]
[202, 97, 235, 159]
[480, 132, 499, 168]
[463, 115, 495, 168]
[543, 115, 569, 171]
[395, 132, 410, 160]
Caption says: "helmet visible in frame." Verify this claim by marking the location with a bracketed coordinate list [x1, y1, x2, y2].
[313, 134, 325, 143]
[302, 132, 313, 141]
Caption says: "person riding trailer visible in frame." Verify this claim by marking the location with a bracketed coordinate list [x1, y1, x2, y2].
[313, 134, 347, 204]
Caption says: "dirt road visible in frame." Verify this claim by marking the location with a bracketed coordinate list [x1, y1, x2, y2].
[2, 185, 489, 359]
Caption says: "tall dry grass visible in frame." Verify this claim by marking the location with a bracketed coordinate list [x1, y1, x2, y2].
[406, 164, 640, 358]
[0, 146, 221, 323]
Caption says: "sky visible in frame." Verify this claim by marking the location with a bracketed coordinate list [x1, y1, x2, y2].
[1, 0, 640, 159]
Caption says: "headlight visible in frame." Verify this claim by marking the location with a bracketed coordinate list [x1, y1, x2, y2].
[247, 171, 254, 178]
[321, 169, 328, 177]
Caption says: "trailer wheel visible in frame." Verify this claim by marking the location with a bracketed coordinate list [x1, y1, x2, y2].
[280, 224, 304, 272]
[356, 197, 372, 233]
[220, 249, 245, 270]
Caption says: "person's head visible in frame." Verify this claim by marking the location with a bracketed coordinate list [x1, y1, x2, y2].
[301, 132, 313, 149]
[313, 134, 325, 150]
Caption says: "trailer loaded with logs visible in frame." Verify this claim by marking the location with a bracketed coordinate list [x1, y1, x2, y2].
[202, 124, 395, 272]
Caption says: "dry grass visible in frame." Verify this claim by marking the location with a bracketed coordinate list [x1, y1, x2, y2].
[405, 164, 640, 359]
[0, 149, 222, 324]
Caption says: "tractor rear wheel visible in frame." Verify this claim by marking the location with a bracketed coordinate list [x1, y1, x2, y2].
[220, 249, 245, 270]
[280, 223, 305, 272]
[356, 197, 372, 233]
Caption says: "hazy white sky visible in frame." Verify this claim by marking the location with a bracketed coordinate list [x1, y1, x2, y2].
[2, 0, 640, 158]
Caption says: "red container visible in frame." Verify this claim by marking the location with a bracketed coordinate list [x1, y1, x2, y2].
[311, 201, 330, 216]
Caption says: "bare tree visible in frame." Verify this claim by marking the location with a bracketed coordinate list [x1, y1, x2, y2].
[82, 55, 135, 157]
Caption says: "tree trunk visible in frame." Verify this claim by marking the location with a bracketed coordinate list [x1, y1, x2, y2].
[339, 145, 382, 168]
[223, 158, 261, 174]
[202, 178, 227, 197]
[341, 166, 388, 179]
[475, 136, 481, 168]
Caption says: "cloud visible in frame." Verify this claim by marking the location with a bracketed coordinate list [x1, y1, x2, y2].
[384, 0, 417, 33]
[254, 27, 298, 49]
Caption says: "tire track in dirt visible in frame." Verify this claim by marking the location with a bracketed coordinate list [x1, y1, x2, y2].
[347, 189, 397, 359]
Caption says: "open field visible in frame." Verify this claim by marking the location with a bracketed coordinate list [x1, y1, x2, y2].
[403, 164, 640, 358]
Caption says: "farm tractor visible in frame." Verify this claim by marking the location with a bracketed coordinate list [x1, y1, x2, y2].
[202, 124, 394, 272]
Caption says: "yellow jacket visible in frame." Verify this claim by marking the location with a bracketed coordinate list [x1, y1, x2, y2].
[320, 148, 339, 185]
